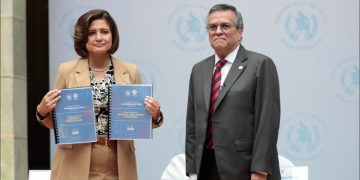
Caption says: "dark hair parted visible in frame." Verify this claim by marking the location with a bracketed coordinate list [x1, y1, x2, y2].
[73, 9, 119, 58]
[208, 4, 244, 30]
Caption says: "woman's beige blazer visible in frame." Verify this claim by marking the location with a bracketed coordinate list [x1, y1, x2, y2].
[39, 58, 151, 180]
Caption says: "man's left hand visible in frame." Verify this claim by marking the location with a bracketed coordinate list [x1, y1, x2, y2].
[251, 172, 267, 180]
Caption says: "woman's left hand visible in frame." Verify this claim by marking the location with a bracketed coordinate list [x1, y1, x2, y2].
[145, 96, 161, 120]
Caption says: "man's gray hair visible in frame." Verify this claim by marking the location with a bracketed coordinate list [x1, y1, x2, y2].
[207, 4, 244, 29]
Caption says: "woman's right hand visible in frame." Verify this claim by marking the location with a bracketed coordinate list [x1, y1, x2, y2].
[37, 89, 61, 116]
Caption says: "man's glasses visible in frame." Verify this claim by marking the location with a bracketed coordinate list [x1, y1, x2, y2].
[206, 23, 237, 32]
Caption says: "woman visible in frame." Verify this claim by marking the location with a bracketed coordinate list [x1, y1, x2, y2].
[36, 9, 163, 180]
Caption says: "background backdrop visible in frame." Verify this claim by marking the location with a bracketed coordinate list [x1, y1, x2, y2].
[49, 0, 359, 179]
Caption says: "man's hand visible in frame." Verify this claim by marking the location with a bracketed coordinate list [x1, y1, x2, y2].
[251, 172, 267, 180]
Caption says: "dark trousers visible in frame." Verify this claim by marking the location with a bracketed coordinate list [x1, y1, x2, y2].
[199, 149, 221, 180]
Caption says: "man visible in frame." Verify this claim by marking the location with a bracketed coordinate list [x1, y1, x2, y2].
[185, 4, 281, 180]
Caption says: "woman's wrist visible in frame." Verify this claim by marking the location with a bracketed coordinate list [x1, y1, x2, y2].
[36, 105, 49, 120]
[152, 111, 163, 126]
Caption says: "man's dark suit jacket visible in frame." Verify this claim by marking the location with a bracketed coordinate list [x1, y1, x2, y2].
[185, 45, 281, 180]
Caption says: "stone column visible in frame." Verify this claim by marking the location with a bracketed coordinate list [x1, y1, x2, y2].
[1, 0, 28, 179]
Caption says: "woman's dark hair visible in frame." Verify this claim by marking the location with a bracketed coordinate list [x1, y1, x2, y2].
[73, 9, 119, 58]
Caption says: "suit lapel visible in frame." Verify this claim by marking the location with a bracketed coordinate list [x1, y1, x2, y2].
[215, 46, 247, 111]
[74, 59, 91, 87]
[202, 56, 215, 112]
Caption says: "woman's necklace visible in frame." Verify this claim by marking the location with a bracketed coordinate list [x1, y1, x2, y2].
[89, 61, 111, 72]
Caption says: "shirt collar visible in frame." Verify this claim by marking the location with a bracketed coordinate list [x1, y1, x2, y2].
[214, 44, 240, 65]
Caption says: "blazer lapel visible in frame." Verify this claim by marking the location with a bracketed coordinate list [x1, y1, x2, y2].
[215, 46, 247, 111]
[74, 59, 91, 87]
[202, 56, 215, 112]
[112, 58, 131, 84]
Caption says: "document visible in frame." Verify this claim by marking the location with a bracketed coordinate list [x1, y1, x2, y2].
[109, 84, 153, 140]
[52, 87, 97, 144]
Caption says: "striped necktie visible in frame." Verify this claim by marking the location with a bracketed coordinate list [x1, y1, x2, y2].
[205, 59, 227, 149]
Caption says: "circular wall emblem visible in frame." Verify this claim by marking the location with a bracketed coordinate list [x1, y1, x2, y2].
[58, 6, 95, 50]
[130, 60, 165, 93]
[332, 57, 359, 105]
[167, 4, 209, 52]
[275, 2, 326, 50]
[279, 113, 328, 161]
